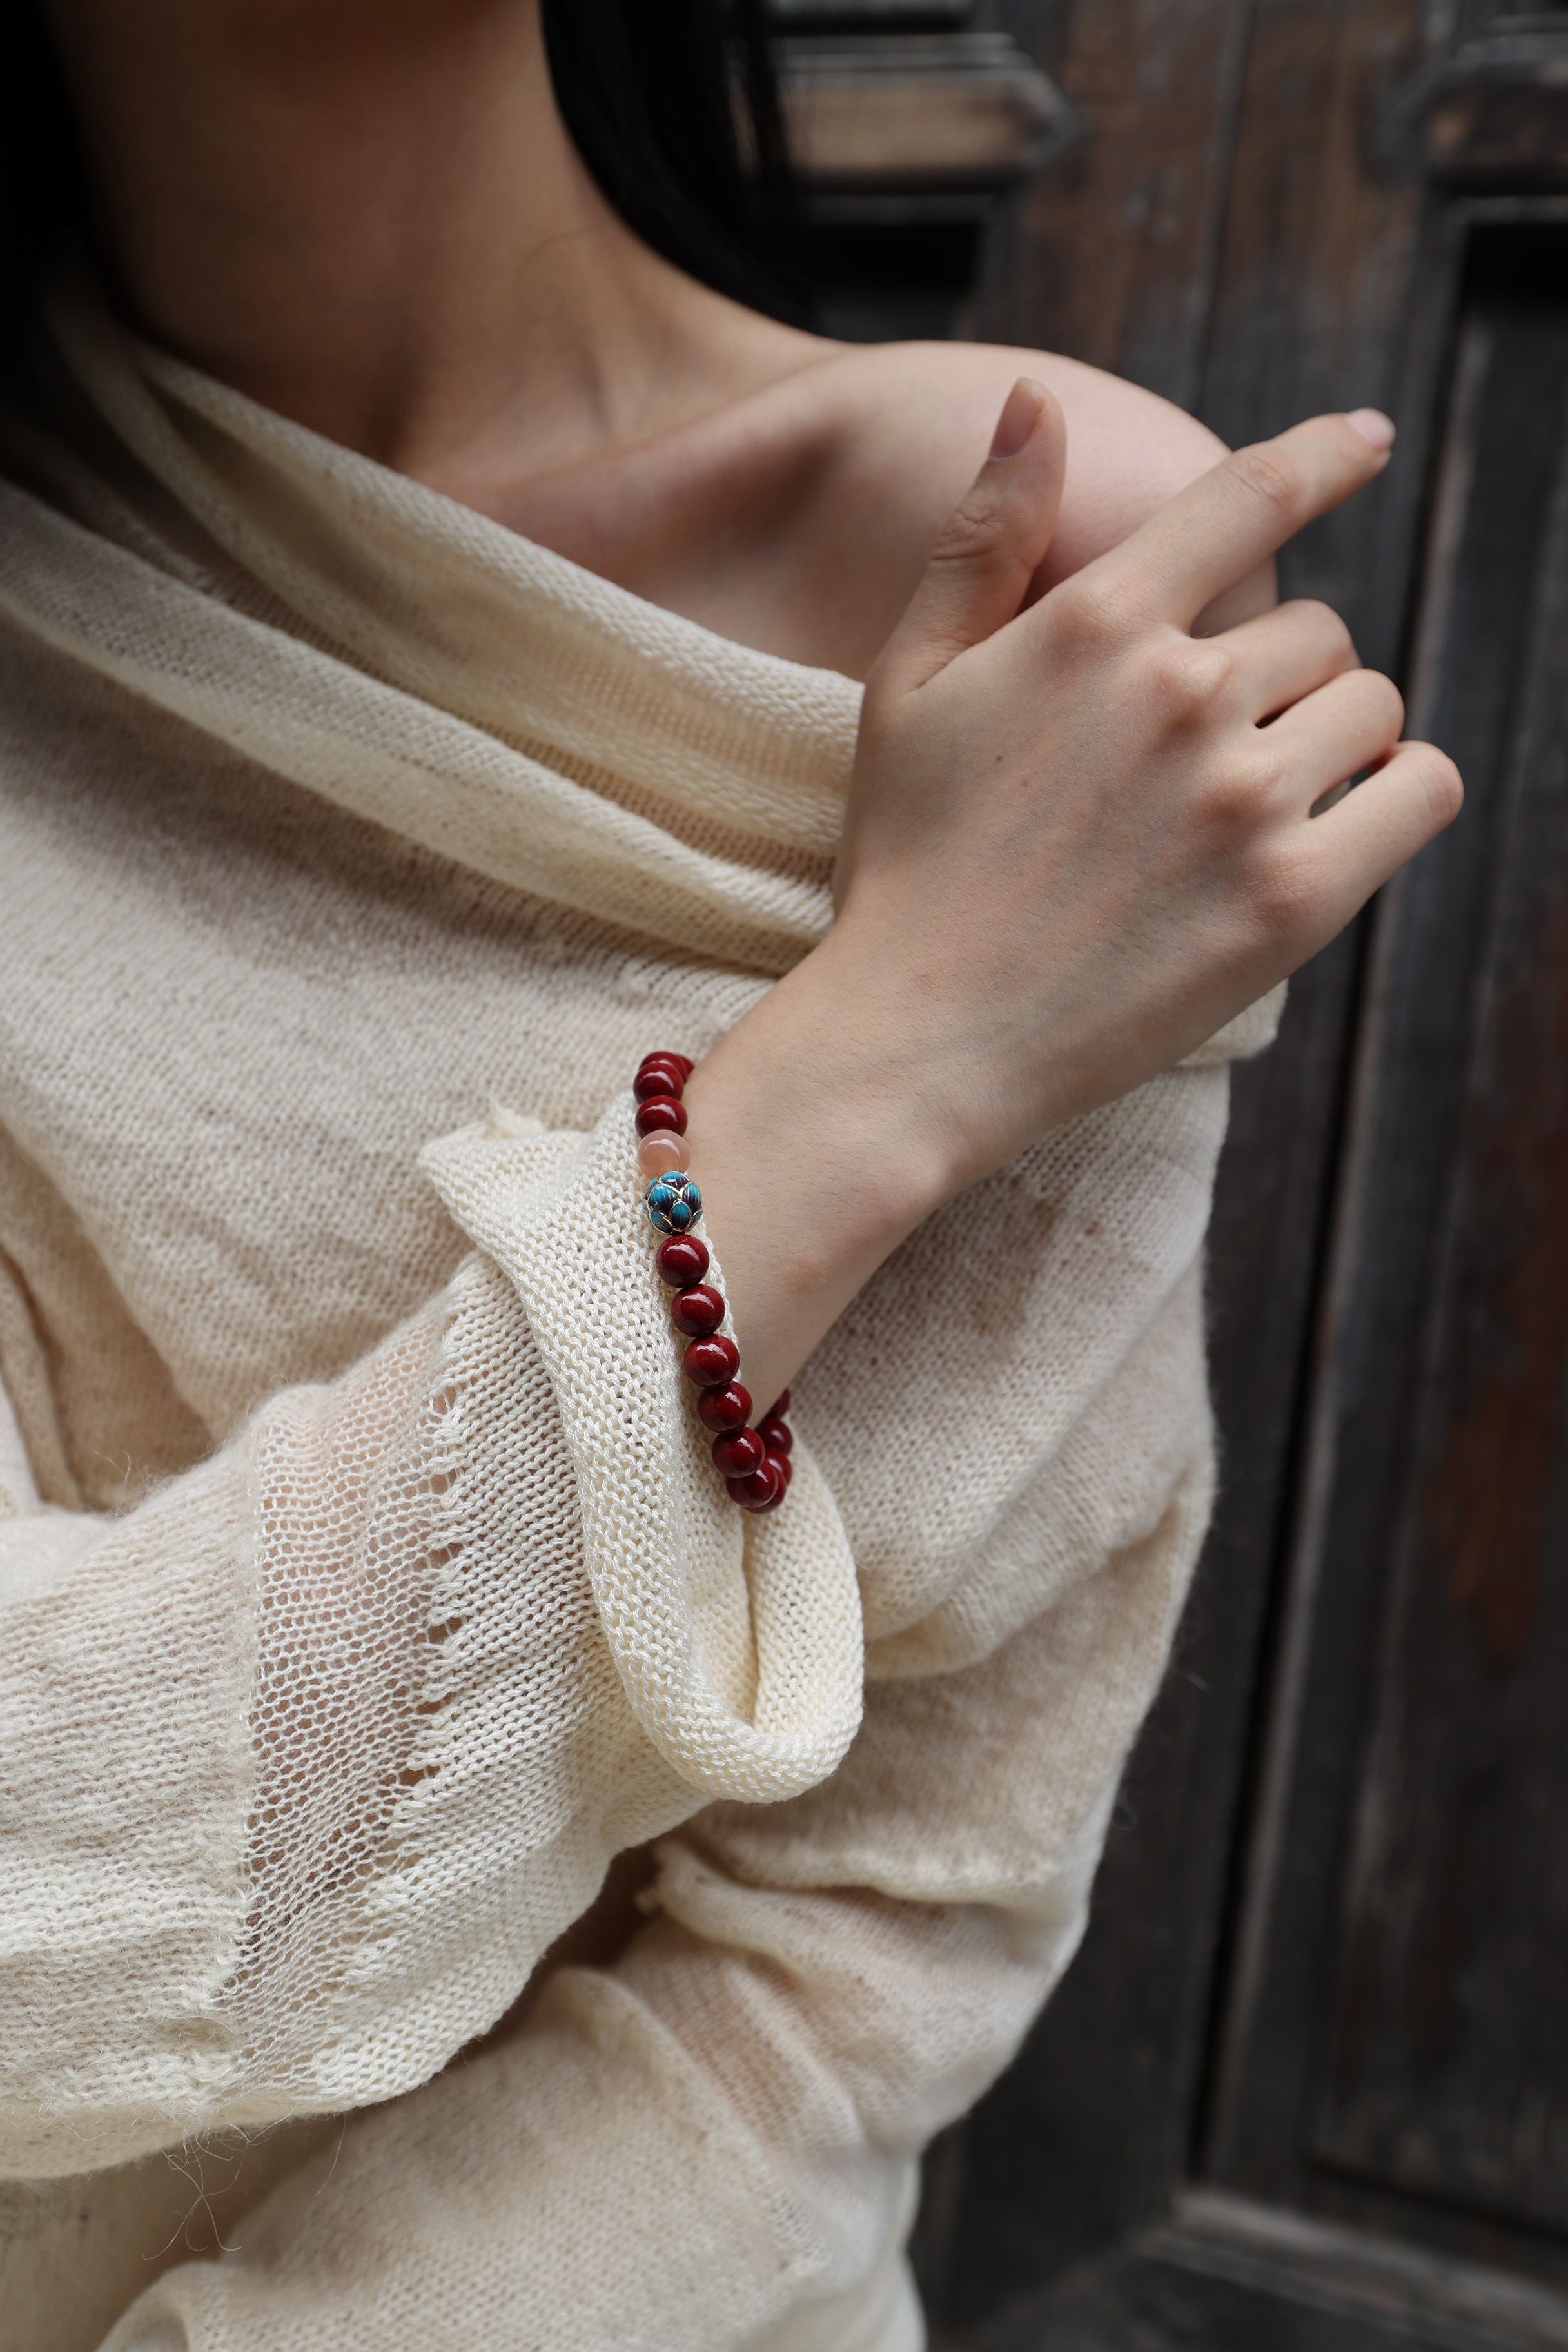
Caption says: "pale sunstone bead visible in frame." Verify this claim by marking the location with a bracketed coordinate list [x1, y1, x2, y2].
[637, 1130, 689, 1179]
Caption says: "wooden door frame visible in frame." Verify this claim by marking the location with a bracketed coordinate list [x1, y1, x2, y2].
[910, 4, 1568, 2340]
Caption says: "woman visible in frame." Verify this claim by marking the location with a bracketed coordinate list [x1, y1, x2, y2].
[0, 4, 1458, 2348]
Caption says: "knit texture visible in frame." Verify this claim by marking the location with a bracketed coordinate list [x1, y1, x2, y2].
[0, 291, 1277, 2352]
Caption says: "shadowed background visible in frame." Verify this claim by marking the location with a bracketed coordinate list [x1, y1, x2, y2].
[766, 4, 1568, 2344]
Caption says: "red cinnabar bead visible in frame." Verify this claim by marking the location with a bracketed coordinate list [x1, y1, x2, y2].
[635, 1095, 688, 1138]
[712, 1427, 764, 1478]
[729, 1460, 783, 1513]
[655, 1235, 709, 1288]
[698, 1382, 752, 1433]
[671, 1283, 724, 1336]
[765, 1390, 790, 1418]
[633, 1048, 785, 1512]
[684, 1335, 740, 1388]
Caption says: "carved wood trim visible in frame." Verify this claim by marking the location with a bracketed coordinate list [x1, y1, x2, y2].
[1387, 32, 1568, 186]
[776, 31, 1076, 193]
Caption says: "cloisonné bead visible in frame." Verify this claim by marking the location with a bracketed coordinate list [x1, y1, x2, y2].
[711, 1427, 765, 1478]
[633, 1046, 785, 1514]
[655, 1235, 709, 1287]
[645, 1171, 703, 1236]
[697, 1382, 752, 1433]
[670, 1282, 725, 1336]
[683, 1335, 740, 1388]
[636, 1130, 690, 1179]
[635, 1095, 688, 1139]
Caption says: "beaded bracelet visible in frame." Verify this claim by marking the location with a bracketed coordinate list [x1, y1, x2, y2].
[634, 1051, 794, 1515]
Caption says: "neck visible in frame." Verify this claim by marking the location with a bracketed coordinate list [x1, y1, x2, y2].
[43, 0, 789, 484]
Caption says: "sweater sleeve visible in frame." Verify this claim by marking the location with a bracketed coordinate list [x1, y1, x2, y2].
[0, 1099, 861, 2180]
[93, 1244, 1219, 2352]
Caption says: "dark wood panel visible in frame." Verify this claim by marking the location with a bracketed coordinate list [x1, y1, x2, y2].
[922, 1, 1453, 2333]
[974, 0, 1251, 408]
[1389, 26, 1568, 188]
[781, 31, 1072, 191]
[963, 2195, 1568, 2351]
[917, 7, 1568, 2338]
[1313, 269, 1568, 2231]
[1195, 0, 1436, 669]
[1207, 229, 1568, 2288]
[920, 941, 1367, 2324]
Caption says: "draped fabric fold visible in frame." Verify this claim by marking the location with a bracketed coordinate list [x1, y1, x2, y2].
[0, 288, 1278, 2352]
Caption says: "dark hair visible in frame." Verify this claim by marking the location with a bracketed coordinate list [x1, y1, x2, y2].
[543, 1, 807, 322]
[0, 0, 805, 358]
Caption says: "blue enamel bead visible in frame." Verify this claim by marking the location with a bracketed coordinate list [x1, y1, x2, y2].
[645, 1171, 703, 1236]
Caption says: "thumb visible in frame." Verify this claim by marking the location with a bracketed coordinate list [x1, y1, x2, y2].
[876, 377, 1067, 697]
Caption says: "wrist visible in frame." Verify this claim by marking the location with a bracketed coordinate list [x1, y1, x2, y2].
[678, 933, 957, 1411]
[693, 934, 955, 1250]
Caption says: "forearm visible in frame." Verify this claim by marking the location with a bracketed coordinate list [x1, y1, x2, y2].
[104, 1446, 1215, 2352]
[681, 934, 952, 1423]
[0, 1100, 863, 2177]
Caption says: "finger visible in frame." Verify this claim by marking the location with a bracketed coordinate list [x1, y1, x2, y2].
[1070, 411, 1394, 636]
[1262, 666, 1405, 805]
[876, 378, 1068, 698]
[1224, 598, 1358, 721]
[1305, 740, 1464, 918]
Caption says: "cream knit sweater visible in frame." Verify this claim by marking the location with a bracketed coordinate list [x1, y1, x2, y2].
[0, 296, 1276, 2352]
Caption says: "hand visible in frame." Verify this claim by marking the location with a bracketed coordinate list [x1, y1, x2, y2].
[687, 386, 1460, 1415]
[826, 380, 1461, 1197]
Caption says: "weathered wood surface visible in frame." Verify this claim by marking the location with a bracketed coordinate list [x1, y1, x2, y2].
[780, 32, 1072, 186]
[976, 0, 1253, 408]
[1206, 227, 1568, 2288]
[890, 0, 1568, 2339]
[966, 2193, 1568, 2351]
[1390, 27, 1568, 186]
[919, 1, 1440, 2331]
[1307, 265, 1568, 2232]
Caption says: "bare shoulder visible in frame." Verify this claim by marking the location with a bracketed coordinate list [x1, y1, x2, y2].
[517, 316, 1240, 676]
[807, 337, 1230, 586]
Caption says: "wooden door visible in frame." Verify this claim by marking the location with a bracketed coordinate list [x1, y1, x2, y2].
[781, 3, 1568, 2343]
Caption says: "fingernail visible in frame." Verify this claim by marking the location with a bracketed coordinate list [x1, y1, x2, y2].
[1344, 407, 1396, 453]
[988, 378, 1043, 463]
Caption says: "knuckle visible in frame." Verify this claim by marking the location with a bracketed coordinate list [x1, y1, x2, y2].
[932, 490, 1012, 573]
[1148, 638, 1237, 724]
[1298, 599, 1356, 663]
[1363, 669, 1405, 739]
[1050, 569, 1140, 652]
[1228, 444, 1301, 526]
